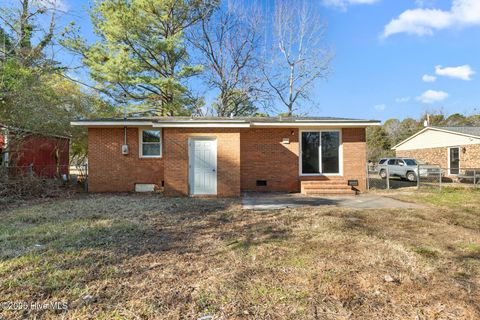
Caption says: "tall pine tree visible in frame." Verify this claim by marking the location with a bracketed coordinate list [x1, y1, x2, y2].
[64, 0, 217, 116]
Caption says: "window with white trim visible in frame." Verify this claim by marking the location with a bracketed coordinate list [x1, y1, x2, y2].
[140, 129, 162, 157]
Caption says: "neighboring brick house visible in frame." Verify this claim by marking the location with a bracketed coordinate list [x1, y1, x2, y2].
[0, 124, 70, 178]
[393, 126, 480, 176]
[71, 117, 379, 196]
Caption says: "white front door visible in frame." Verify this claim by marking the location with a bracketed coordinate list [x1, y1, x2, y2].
[189, 138, 217, 195]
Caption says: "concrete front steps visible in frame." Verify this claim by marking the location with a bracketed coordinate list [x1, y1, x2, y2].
[301, 180, 356, 196]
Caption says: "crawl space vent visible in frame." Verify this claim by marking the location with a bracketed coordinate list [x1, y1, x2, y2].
[135, 184, 155, 192]
[256, 180, 267, 187]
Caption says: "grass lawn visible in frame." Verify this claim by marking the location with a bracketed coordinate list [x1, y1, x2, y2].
[1, 189, 479, 319]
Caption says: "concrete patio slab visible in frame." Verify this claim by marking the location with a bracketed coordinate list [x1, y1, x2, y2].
[242, 192, 423, 210]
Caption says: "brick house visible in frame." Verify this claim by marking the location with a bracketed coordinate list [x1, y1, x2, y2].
[71, 117, 380, 196]
[393, 126, 480, 176]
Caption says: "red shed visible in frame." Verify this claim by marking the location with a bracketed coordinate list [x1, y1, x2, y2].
[0, 125, 70, 178]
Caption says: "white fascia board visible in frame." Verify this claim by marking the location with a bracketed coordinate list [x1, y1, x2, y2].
[71, 120, 378, 128]
[177, 120, 247, 123]
[70, 121, 250, 128]
[251, 122, 380, 128]
[152, 123, 250, 128]
[70, 121, 154, 127]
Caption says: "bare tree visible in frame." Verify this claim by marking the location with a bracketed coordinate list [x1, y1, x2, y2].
[0, 0, 60, 66]
[190, 3, 263, 116]
[263, 0, 333, 116]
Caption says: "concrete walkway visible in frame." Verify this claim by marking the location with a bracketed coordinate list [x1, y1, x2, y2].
[242, 192, 423, 210]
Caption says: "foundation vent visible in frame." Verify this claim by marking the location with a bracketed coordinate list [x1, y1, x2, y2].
[135, 184, 155, 192]
[256, 180, 267, 187]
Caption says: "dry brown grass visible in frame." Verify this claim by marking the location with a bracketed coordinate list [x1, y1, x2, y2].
[0, 190, 479, 319]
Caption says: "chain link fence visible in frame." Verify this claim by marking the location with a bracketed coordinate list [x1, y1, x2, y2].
[367, 163, 479, 191]
[69, 164, 88, 190]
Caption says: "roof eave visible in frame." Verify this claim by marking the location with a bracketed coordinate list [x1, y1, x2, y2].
[71, 121, 155, 127]
[152, 122, 250, 128]
[251, 121, 380, 128]
[70, 120, 250, 128]
[71, 120, 380, 128]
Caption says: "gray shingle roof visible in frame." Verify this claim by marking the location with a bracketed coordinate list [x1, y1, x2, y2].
[433, 126, 480, 138]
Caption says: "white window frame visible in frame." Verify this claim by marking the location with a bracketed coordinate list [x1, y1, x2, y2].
[299, 129, 343, 177]
[448, 146, 460, 175]
[139, 128, 162, 158]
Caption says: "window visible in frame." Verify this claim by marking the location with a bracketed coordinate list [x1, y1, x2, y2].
[301, 131, 341, 175]
[321, 131, 340, 173]
[387, 159, 396, 165]
[404, 159, 417, 166]
[378, 159, 387, 165]
[140, 129, 162, 157]
[301, 132, 320, 174]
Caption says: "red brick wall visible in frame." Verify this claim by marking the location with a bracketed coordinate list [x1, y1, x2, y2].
[240, 128, 300, 192]
[87, 126, 368, 194]
[163, 128, 240, 197]
[342, 128, 367, 191]
[88, 128, 164, 192]
[240, 128, 367, 192]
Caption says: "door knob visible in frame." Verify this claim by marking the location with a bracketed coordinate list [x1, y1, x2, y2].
[212, 169, 216, 172]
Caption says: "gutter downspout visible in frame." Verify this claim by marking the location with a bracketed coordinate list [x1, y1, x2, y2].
[122, 103, 129, 155]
